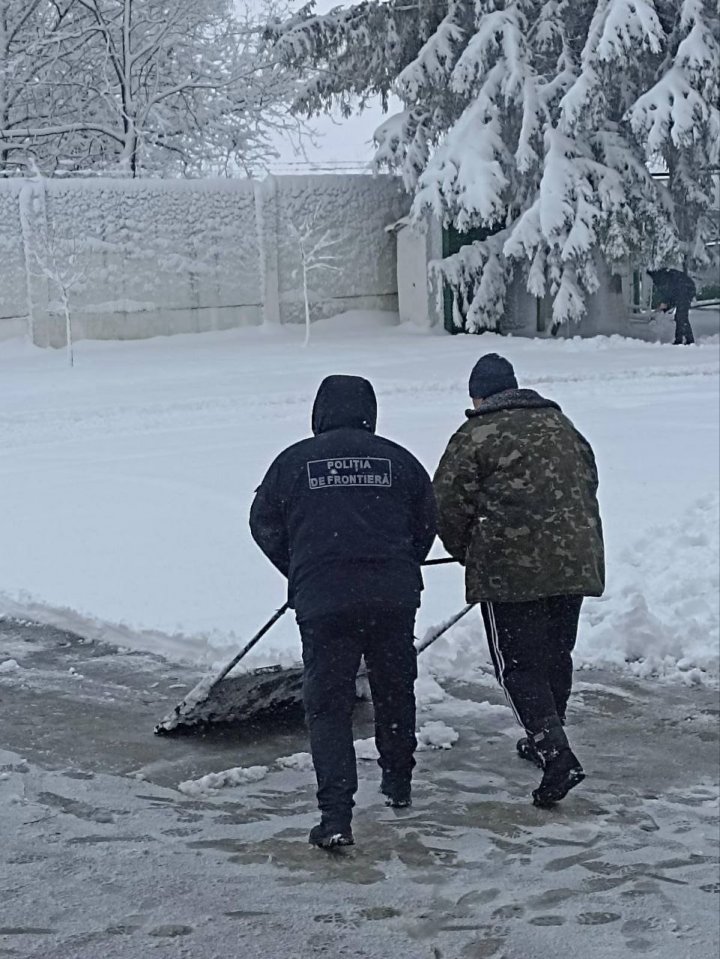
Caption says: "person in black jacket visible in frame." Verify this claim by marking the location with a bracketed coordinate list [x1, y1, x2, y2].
[647, 268, 696, 345]
[250, 375, 436, 850]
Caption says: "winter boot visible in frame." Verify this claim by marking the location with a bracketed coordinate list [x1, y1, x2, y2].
[529, 722, 585, 807]
[380, 772, 412, 809]
[516, 737, 544, 769]
[308, 818, 354, 850]
[532, 749, 585, 807]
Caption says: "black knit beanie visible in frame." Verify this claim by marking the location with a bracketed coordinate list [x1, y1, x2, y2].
[468, 353, 518, 399]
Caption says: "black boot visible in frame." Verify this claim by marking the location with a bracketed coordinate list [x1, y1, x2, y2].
[308, 818, 354, 849]
[530, 723, 585, 807]
[516, 737, 544, 769]
[380, 772, 412, 808]
[532, 749, 585, 807]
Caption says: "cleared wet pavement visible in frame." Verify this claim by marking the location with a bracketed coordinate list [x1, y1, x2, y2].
[1, 618, 718, 958]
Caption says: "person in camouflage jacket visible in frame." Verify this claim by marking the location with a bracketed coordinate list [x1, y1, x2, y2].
[433, 353, 605, 808]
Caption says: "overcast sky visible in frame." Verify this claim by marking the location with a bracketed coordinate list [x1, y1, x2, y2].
[271, 106, 386, 172]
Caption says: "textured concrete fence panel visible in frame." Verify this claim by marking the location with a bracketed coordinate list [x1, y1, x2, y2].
[0, 174, 408, 345]
[0, 184, 28, 340]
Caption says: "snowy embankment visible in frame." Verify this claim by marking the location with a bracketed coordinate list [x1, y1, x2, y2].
[0, 311, 718, 688]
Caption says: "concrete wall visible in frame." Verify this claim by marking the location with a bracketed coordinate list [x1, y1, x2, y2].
[0, 184, 29, 341]
[269, 175, 407, 325]
[0, 174, 409, 346]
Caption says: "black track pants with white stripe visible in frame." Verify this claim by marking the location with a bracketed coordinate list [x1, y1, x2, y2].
[480, 596, 583, 736]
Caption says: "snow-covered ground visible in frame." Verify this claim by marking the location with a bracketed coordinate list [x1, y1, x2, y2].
[0, 311, 718, 688]
[1, 314, 718, 959]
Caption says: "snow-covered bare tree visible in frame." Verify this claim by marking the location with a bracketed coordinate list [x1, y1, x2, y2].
[20, 176, 85, 365]
[273, 0, 720, 330]
[0, 1, 78, 174]
[1, 0, 303, 176]
[288, 212, 344, 345]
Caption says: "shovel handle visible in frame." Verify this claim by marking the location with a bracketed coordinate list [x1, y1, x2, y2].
[212, 559, 455, 685]
[213, 603, 290, 686]
[416, 603, 476, 654]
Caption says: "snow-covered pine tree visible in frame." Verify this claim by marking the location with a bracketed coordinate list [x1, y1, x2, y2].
[274, 0, 720, 330]
[628, 0, 720, 270]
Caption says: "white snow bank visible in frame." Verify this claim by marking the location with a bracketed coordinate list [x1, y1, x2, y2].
[577, 496, 720, 684]
[412, 496, 720, 689]
[0, 659, 20, 673]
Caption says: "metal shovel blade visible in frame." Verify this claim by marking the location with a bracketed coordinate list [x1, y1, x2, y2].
[154, 663, 305, 735]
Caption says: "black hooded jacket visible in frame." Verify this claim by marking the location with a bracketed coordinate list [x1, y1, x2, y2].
[648, 269, 696, 309]
[250, 375, 437, 620]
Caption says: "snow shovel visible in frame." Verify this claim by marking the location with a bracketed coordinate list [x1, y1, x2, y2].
[154, 558, 466, 735]
[154, 604, 291, 735]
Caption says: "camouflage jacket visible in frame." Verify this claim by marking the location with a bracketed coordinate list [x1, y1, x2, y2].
[433, 389, 605, 603]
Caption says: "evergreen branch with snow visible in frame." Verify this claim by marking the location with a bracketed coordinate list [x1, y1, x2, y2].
[271, 0, 720, 328]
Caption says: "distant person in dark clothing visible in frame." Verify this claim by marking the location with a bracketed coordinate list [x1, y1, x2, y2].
[250, 375, 436, 850]
[647, 268, 697, 344]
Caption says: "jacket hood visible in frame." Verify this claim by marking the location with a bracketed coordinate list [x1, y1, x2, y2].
[311, 375, 378, 435]
[466, 388, 561, 418]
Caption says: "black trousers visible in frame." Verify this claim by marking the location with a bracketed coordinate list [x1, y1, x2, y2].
[298, 606, 418, 825]
[480, 596, 583, 736]
[674, 303, 695, 344]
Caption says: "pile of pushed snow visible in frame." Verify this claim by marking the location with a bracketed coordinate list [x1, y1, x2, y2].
[179, 723, 461, 796]
[276, 752, 315, 771]
[178, 764, 268, 797]
[355, 721, 460, 761]
[577, 496, 719, 684]
[416, 720, 460, 750]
